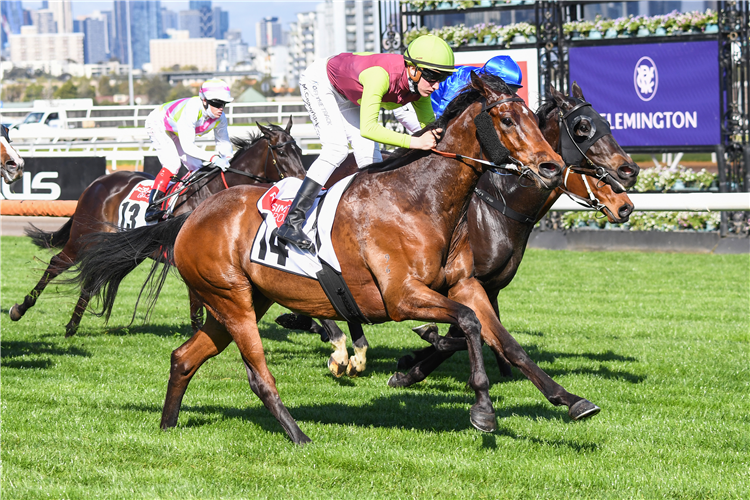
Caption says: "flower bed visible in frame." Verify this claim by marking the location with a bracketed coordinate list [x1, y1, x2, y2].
[400, 8, 720, 48]
[558, 166, 728, 232]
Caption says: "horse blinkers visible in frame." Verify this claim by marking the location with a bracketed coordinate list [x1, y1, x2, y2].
[559, 102, 612, 172]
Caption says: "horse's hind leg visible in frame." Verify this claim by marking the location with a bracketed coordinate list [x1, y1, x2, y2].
[188, 288, 204, 333]
[275, 313, 330, 342]
[324, 320, 350, 378]
[161, 312, 233, 429]
[10, 252, 74, 322]
[64, 288, 91, 337]
[345, 322, 368, 377]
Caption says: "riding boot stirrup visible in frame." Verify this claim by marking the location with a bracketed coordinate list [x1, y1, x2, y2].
[144, 189, 167, 223]
[276, 177, 323, 252]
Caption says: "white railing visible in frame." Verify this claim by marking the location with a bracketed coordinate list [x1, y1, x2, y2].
[1, 101, 309, 128]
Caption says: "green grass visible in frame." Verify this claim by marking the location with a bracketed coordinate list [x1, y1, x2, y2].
[1, 235, 748, 499]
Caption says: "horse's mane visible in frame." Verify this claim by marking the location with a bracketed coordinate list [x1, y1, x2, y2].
[231, 123, 289, 155]
[363, 72, 514, 174]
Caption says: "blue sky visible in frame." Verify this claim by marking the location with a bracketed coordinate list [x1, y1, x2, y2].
[23, 1, 321, 46]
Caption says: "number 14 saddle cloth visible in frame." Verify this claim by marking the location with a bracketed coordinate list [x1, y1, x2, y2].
[250, 174, 357, 279]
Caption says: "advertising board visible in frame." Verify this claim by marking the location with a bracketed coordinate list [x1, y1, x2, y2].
[453, 48, 539, 107]
[569, 41, 720, 147]
[0, 157, 106, 201]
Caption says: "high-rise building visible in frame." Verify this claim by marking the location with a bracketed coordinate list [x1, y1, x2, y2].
[179, 10, 201, 38]
[289, 12, 316, 88]
[257, 17, 281, 48]
[161, 7, 179, 32]
[217, 29, 248, 71]
[1, 1, 25, 51]
[32, 9, 57, 34]
[112, 1, 162, 69]
[189, 1, 212, 11]
[150, 37, 216, 71]
[49, 0, 73, 33]
[83, 17, 108, 64]
[10, 26, 84, 64]
[214, 7, 229, 40]
[315, 1, 379, 58]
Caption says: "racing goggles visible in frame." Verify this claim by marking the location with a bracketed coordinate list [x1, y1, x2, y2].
[419, 67, 451, 84]
[206, 99, 228, 109]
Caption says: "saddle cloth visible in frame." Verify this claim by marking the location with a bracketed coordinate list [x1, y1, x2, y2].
[117, 174, 189, 229]
[250, 174, 357, 278]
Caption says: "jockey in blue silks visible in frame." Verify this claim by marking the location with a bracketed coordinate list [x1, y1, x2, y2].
[393, 55, 523, 132]
[431, 55, 523, 118]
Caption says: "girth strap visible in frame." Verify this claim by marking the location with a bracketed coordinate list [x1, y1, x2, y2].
[474, 187, 536, 224]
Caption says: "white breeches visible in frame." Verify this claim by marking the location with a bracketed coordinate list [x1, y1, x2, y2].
[145, 112, 203, 175]
[299, 58, 383, 186]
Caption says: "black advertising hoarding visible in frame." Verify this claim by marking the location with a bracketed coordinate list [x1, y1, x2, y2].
[0, 157, 107, 201]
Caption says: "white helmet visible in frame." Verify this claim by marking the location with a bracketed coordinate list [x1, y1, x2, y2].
[199, 78, 233, 103]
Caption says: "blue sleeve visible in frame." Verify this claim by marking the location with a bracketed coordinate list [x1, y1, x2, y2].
[431, 66, 474, 119]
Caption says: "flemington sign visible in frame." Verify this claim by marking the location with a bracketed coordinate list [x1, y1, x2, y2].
[569, 41, 720, 147]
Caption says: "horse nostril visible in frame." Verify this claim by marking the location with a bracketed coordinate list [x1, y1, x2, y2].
[619, 203, 633, 219]
[539, 162, 562, 179]
[618, 163, 639, 178]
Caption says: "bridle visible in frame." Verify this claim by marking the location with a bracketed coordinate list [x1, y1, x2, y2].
[431, 95, 551, 189]
[557, 98, 614, 187]
[559, 166, 609, 215]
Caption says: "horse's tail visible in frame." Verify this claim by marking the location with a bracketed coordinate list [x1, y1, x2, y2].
[67, 213, 191, 323]
[25, 218, 73, 249]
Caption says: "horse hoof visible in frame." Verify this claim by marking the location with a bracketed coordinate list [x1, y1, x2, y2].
[64, 323, 78, 338]
[397, 354, 416, 370]
[470, 406, 497, 433]
[327, 356, 346, 378]
[294, 433, 313, 446]
[346, 360, 361, 378]
[569, 399, 601, 421]
[387, 373, 407, 388]
[411, 323, 438, 336]
[275, 313, 311, 331]
[9, 304, 23, 321]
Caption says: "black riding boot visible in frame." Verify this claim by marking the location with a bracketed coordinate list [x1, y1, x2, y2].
[275, 177, 323, 251]
[144, 188, 167, 223]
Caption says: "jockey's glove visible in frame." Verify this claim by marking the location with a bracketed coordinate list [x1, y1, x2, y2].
[211, 155, 231, 171]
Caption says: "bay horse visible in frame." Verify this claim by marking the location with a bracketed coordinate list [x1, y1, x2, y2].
[68, 73, 590, 444]
[1, 124, 25, 184]
[9, 119, 306, 336]
[278, 82, 637, 384]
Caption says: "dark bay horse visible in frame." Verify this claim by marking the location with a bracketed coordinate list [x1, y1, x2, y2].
[387, 82, 638, 388]
[1, 124, 24, 184]
[279, 82, 636, 384]
[9, 119, 306, 336]
[69, 73, 582, 444]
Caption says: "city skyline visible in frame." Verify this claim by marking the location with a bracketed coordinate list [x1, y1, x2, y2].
[20, 0, 321, 47]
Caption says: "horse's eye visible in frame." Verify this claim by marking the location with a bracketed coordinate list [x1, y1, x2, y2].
[501, 117, 513, 127]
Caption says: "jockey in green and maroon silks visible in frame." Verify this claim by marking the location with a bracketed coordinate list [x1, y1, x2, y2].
[275, 34, 457, 252]
[144, 79, 234, 222]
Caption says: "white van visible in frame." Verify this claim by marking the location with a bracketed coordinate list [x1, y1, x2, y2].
[12, 98, 93, 133]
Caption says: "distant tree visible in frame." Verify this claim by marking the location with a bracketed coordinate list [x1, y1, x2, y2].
[1, 84, 25, 102]
[166, 82, 194, 102]
[5, 67, 30, 80]
[142, 76, 171, 104]
[77, 81, 96, 99]
[24, 83, 44, 101]
[53, 80, 78, 99]
[97, 76, 114, 96]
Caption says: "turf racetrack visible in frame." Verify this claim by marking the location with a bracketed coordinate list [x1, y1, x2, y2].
[1, 235, 748, 499]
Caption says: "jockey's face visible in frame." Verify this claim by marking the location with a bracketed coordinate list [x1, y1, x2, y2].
[409, 67, 442, 97]
[204, 99, 225, 117]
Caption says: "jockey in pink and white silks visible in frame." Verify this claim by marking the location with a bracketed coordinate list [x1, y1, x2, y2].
[144, 79, 234, 222]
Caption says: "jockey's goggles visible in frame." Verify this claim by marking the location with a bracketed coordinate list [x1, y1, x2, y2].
[206, 99, 228, 109]
[419, 67, 451, 84]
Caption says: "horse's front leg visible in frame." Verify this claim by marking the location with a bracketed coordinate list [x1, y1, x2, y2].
[383, 278, 496, 432]
[481, 310, 600, 421]
[10, 252, 73, 322]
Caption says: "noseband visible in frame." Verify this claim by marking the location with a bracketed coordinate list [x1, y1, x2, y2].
[559, 167, 607, 213]
[558, 99, 613, 184]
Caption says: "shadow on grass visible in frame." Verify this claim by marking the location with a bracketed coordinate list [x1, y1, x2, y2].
[72, 322, 195, 338]
[124, 391, 598, 452]
[0, 339, 91, 369]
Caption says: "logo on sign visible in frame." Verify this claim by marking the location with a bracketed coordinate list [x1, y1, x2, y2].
[634, 56, 658, 102]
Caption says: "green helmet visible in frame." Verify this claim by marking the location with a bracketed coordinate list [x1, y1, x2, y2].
[404, 35, 456, 73]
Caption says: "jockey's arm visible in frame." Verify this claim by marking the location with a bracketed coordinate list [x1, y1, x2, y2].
[358, 66, 435, 149]
[175, 98, 218, 163]
[212, 114, 234, 158]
